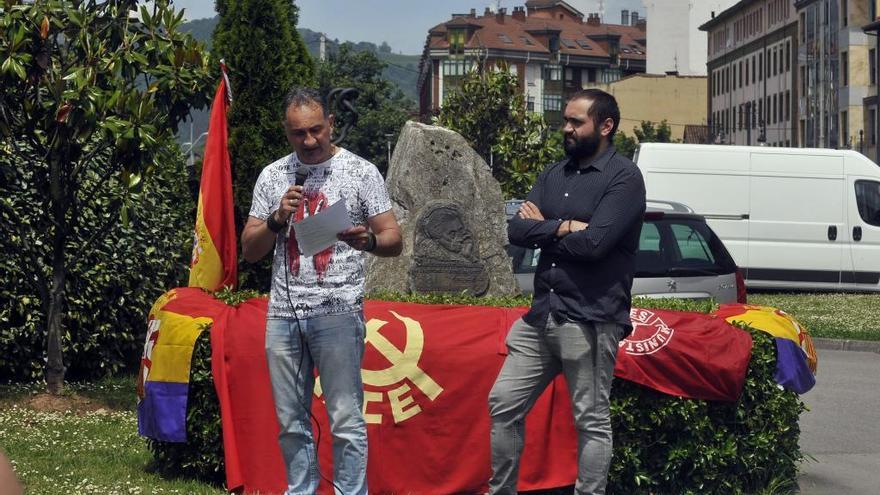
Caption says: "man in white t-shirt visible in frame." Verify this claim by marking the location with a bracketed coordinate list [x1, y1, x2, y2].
[241, 87, 402, 495]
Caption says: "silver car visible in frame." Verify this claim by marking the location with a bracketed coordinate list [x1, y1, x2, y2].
[505, 200, 746, 303]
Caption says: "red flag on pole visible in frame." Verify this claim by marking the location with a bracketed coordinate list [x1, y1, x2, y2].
[188, 62, 237, 291]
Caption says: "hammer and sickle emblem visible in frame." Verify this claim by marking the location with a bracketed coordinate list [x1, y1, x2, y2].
[361, 311, 443, 399]
[314, 311, 443, 401]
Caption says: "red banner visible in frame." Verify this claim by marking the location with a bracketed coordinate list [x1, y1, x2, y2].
[204, 301, 752, 494]
[614, 308, 752, 402]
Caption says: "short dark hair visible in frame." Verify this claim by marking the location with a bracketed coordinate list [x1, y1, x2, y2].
[567, 89, 620, 142]
[282, 86, 329, 118]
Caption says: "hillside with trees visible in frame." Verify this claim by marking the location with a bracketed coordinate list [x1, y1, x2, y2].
[178, 17, 419, 145]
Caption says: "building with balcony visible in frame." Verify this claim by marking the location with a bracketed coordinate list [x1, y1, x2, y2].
[701, 0, 799, 147]
[417, 1, 647, 125]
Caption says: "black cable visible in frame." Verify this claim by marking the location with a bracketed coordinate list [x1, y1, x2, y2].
[279, 186, 345, 495]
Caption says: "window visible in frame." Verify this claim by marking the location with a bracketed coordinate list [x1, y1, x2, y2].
[639, 222, 661, 252]
[779, 92, 784, 122]
[448, 29, 466, 55]
[543, 64, 562, 81]
[739, 60, 743, 87]
[871, 49, 877, 86]
[733, 64, 737, 89]
[497, 33, 513, 44]
[855, 180, 880, 226]
[759, 52, 763, 80]
[773, 49, 778, 76]
[842, 51, 848, 86]
[842, 0, 848, 27]
[766, 49, 771, 76]
[752, 56, 756, 84]
[745, 61, 749, 86]
[759, 99, 763, 125]
[842, 110, 849, 147]
[670, 224, 716, 264]
[442, 59, 469, 76]
[520, 36, 535, 46]
[870, 108, 876, 146]
[561, 38, 577, 49]
[801, 65, 806, 95]
[773, 94, 778, 124]
[526, 96, 535, 112]
[543, 94, 563, 111]
[749, 100, 758, 129]
[785, 90, 790, 121]
[576, 39, 592, 49]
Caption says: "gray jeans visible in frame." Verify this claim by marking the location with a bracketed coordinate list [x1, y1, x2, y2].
[488, 316, 624, 495]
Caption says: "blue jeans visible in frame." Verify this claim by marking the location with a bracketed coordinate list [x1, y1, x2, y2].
[488, 316, 624, 495]
[265, 313, 368, 495]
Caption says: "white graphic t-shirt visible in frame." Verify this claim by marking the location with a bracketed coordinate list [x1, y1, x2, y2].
[249, 148, 392, 318]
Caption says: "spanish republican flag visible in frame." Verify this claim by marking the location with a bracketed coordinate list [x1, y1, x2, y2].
[189, 64, 236, 291]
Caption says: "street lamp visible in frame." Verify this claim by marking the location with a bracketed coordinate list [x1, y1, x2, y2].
[183, 130, 209, 169]
[385, 133, 395, 166]
[182, 128, 208, 200]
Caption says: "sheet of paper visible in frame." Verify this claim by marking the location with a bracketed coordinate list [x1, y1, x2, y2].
[292, 198, 353, 257]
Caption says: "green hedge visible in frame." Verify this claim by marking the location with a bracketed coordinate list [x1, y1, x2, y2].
[149, 294, 804, 494]
[0, 150, 195, 381]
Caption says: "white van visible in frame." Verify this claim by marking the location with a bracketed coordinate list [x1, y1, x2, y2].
[633, 143, 880, 291]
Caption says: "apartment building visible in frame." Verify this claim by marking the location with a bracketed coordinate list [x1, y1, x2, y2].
[863, 2, 880, 162]
[417, 0, 647, 125]
[701, 0, 799, 147]
[797, 0, 875, 153]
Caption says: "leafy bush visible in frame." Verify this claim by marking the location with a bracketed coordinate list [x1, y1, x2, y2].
[0, 149, 195, 381]
[148, 294, 804, 494]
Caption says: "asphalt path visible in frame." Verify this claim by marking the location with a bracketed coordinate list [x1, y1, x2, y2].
[797, 349, 880, 494]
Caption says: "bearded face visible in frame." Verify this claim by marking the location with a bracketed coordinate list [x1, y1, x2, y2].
[564, 122, 603, 160]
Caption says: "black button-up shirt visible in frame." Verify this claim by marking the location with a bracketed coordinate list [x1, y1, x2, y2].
[508, 146, 646, 329]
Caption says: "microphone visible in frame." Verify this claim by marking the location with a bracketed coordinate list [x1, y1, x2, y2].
[294, 167, 308, 187]
[287, 167, 309, 237]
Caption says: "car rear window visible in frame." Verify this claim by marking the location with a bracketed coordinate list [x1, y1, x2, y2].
[636, 218, 737, 277]
[505, 210, 737, 278]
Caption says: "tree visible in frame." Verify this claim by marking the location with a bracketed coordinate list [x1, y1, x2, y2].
[212, 0, 314, 289]
[435, 68, 563, 198]
[614, 120, 675, 160]
[315, 43, 414, 174]
[0, 0, 213, 393]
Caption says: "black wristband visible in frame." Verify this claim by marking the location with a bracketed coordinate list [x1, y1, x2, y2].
[364, 232, 377, 252]
[266, 213, 285, 233]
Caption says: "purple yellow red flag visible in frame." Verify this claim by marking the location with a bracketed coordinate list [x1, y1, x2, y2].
[188, 63, 236, 291]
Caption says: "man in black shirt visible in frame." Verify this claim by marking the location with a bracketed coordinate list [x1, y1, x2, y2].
[488, 89, 646, 495]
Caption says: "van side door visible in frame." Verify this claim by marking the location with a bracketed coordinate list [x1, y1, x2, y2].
[747, 153, 845, 288]
[845, 177, 880, 288]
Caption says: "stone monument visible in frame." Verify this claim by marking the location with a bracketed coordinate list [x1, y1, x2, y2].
[365, 121, 519, 296]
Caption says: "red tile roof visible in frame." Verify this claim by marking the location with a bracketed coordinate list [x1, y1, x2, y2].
[426, 10, 646, 61]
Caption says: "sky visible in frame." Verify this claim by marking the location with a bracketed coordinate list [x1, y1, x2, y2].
[170, 0, 646, 55]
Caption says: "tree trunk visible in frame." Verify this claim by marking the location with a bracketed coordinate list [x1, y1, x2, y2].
[45, 257, 66, 395]
[45, 155, 67, 395]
